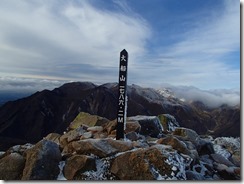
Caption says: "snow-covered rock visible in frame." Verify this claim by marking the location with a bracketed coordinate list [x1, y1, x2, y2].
[110, 144, 189, 180]
[158, 114, 180, 132]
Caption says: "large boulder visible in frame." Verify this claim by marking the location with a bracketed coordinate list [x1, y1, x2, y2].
[62, 138, 134, 158]
[110, 144, 190, 180]
[44, 133, 61, 145]
[157, 136, 190, 155]
[213, 137, 240, 155]
[59, 127, 86, 148]
[185, 170, 205, 180]
[210, 154, 235, 167]
[125, 120, 141, 134]
[22, 140, 62, 180]
[158, 114, 180, 132]
[0, 152, 26, 180]
[173, 127, 199, 144]
[196, 138, 215, 156]
[213, 163, 240, 180]
[127, 116, 163, 138]
[69, 112, 109, 130]
[63, 155, 96, 180]
[102, 120, 117, 135]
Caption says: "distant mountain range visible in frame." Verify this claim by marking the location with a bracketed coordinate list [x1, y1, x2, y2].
[0, 82, 240, 150]
[0, 91, 32, 106]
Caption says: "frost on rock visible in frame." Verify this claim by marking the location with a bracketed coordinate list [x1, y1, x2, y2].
[213, 144, 231, 159]
[164, 152, 187, 180]
[149, 165, 165, 180]
[153, 145, 190, 180]
[212, 137, 240, 159]
[164, 114, 179, 132]
[192, 161, 208, 176]
[81, 157, 116, 180]
[57, 161, 67, 180]
[9, 143, 34, 153]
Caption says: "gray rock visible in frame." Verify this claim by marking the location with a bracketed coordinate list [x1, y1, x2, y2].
[22, 140, 61, 180]
[210, 153, 235, 167]
[197, 139, 215, 156]
[63, 138, 134, 158]
[63, 155, 96, 180]
[158, 114, 180, 132]
[157, 135, 191, 155]
[213, 163, 240, 180]
[128, 116, 163, 138]
[173, 127, 199, 144]
[185, 170, 205, 180]
[126, 132, 140, 141]
[125, 120, 141, 134]
[60, 127, 86, 148]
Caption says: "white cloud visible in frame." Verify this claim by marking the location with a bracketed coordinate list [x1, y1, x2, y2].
[0, 0, 151, 81]
[133, 0, 240, 89]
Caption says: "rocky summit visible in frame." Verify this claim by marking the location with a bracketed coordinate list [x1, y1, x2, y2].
[0, 112, 240, 180]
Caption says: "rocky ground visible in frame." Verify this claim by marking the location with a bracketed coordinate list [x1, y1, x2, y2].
[0, 112, 240, 180]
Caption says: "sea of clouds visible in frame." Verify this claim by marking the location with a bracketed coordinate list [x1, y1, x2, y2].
[159, 84, 240, 108]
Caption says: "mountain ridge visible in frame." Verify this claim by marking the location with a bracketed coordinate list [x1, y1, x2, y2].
[0, 81, 240, 150]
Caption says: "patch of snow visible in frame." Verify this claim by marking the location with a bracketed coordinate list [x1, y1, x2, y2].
[114, 148, 142, 158]
[149, 164, 165, 180]
[212, 137, 240, 159]
[81, 157, 115, 180]
[57, 161, 67, 180]
[179, 98, 185, 102]
[157, 88, 174, 98]
[214, 137, 240, 152]
[164, 152, 187, 180]
[11, 145, 21, 152]
[24, 143, 34, 149]
[213, 144, 231, 159]
[172, 166, 177, 171]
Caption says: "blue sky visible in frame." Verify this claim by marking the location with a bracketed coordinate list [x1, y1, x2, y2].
[0, 0, 240, 91]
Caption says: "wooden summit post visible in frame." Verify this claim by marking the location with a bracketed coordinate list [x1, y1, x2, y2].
[116, 49, 128, 140]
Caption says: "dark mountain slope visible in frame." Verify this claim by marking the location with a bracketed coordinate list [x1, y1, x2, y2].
[0, 82, 97, 149]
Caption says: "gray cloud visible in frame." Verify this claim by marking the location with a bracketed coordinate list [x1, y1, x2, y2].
[0, 76, 67, 93]
[159, 84, 240, 108]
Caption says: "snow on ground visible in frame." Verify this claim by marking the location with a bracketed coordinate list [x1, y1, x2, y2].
[57, 161, 67, 180]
